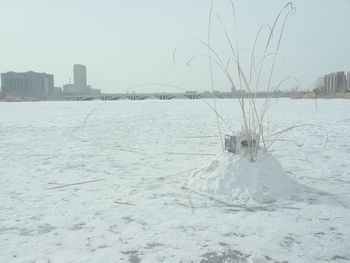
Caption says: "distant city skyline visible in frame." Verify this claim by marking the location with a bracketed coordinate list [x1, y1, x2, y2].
[0, 0, 349, 93]
[1, 64, 101, 98]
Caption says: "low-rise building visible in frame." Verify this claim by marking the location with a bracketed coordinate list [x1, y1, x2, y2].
[1, 71, 54, 97]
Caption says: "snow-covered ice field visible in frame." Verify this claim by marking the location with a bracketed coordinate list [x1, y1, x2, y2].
[0, 99, 349, 262]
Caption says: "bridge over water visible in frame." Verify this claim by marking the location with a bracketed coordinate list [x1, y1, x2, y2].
[57, 92, 221, 101]
[47, 91, 287, 101]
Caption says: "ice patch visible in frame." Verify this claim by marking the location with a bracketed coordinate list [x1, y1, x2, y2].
[188, 152, 311, 203]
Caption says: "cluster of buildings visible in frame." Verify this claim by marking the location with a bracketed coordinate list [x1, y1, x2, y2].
[0, 64, 100, 99]
[319, 71, 350, 94]
[62, 64, 100, 96]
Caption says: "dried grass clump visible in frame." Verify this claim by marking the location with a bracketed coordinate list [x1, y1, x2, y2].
[210, 1, 298, 162]
[175, 1, 299, 162]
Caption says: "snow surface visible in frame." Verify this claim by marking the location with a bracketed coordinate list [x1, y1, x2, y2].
[0, 99, 349, 262]
[188, 152, 320, 204]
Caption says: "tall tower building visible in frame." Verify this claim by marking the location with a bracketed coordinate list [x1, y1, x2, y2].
[335, 71, 346, 93]
[324, 72, 346, 94]
[347, 71, 350, 92]
[73, 64, 87, 90]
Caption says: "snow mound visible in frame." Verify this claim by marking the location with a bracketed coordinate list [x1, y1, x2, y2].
[188, 152, 310, 203]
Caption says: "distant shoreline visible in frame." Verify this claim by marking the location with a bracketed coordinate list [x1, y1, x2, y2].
[1, 92, 349, 102]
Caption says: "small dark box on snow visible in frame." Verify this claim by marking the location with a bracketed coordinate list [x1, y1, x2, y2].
[225, 135, 237, 154]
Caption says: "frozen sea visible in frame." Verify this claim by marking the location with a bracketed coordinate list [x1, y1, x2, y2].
[0, 99, 349, 262]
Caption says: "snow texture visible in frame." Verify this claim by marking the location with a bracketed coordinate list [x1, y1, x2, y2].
[0, 99, 349, 262]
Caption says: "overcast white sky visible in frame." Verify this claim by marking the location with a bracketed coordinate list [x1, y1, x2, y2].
[0, 0, 349, 93]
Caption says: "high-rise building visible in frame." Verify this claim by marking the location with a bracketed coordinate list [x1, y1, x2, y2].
[323, 74, 331, 93]
[1, 71, 54, 97]
[347, 71, 350, 92]
[73, 64, 87, 90]
[323, 71, 346, 94]
[335, 71, 346, 92]
[63, 64, 100, 95]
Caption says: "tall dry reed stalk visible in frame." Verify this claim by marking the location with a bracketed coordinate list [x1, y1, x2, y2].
[210, 1, 298, 161]
[173, 1, 298, 161]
